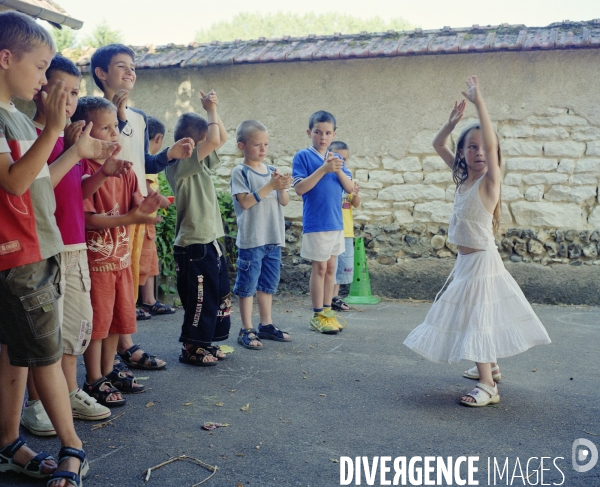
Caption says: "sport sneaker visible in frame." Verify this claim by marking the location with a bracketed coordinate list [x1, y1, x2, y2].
[71, 389, 111, 421]
[21, 399, 56, 436]
[323, 309, 346, 331]
[309, 312, 340, 334]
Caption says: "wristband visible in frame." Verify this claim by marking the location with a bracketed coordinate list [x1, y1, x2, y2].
[207, 122, 218, 126]
[253, 191, 261, 202]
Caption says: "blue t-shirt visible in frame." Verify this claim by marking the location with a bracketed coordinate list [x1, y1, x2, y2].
[292, 147, 352, 234]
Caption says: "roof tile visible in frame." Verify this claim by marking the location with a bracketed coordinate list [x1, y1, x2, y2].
[74, 20, 600, 71]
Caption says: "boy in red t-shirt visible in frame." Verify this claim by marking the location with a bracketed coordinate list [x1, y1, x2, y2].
[71, 96, 161, 408]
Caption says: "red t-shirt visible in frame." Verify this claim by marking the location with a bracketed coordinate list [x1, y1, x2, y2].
[83, 158, 141, 273]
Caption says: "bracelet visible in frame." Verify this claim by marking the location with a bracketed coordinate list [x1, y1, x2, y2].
[207, 122, 218, 126]
[253, 191, 261, 202]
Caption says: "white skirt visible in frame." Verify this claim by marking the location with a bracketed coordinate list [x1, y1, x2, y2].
[403, 250, 551, 364]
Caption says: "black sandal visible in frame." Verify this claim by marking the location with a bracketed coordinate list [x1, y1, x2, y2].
[332, 296, 350, 312]
[205, 345, 227, 360]
[179, 346, 219, 367]
[46, 446, 89, 487]
[0, 436, 54, 479]
[82, 377, 126, 407]
[118, 344, 166, 370]
[106, 369, 145, 394]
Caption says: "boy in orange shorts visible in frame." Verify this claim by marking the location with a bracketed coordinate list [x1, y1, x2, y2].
[139, 116, 174, 316]
[72, 96, 162, 407]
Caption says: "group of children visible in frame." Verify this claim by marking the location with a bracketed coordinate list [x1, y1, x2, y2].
[0, 10, 551, 487]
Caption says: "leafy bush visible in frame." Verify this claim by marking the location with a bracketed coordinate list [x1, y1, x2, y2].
[155, 173, 177, 295]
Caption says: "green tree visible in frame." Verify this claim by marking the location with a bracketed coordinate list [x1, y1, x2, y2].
[194, 12, 416, 43]
[51, 26, 77, 52]
[81, 20, 124, 48]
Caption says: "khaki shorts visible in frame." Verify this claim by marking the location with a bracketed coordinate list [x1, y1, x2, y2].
[59, 249, 93, 356]
[301, 230, 345, 262]
[0, 256, 63, 367]
[90, 267, 137, 340]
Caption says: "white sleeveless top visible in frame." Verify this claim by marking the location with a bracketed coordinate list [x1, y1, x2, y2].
[448, 176, 496, 250]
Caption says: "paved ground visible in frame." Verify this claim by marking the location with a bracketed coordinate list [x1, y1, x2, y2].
[3, 295, 599, 487]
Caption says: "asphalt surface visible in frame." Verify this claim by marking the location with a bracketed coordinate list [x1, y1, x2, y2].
[3, 295, 599, 487]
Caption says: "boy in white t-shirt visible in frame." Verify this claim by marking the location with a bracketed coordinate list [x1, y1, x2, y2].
[230, 120, 292, 349]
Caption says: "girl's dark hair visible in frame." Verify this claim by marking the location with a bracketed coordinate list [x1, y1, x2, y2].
[452, 123, 503, 234]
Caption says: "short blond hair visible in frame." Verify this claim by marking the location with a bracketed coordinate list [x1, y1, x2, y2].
[236, 120, 267, 144]
[0, 11, 55, 58]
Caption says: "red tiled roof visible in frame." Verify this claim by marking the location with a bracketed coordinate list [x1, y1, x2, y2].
[75, 19, 600, 70]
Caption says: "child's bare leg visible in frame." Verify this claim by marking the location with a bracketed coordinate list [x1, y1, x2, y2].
[461, 362, 496, 403]
[309, 260, 328, 309]
[32, 363, 83, 486]
[257, 291, 289, 340]
[333, 283, 340, 298]
[238, 296, 261, 347]
[26, 353, 78, 401]
[61, 354, 79, 392]
[140, 276, 156, 305]
[83, 338, 121, 402]
[323, 255, 337, 307]
[0, 346, 56, 473]
[101, 334, 120, 378]
[117, 333, 165, 367]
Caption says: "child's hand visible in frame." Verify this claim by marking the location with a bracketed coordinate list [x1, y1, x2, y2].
[324, 153, 343, 173]
[42, 79, 67, 133]
[200, 90, 217, 111]
[167, 137, 194, 160]
[101, 146, 133, 178]
[74, 123, 118, 160]
[112, 89, 129, 121]
[352, 181, 360, 195]
[448, 99, 466, 127]
[63, 120, 85, 150]
[462, 76, 482, 105]
[131, 190, 162, 224]
[270, 171, 292, 191]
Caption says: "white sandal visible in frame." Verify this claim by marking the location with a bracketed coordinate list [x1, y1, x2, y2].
[460, 382, 500, 407]
[463, 365, 502, 382]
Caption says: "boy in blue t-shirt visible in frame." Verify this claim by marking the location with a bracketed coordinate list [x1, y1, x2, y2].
[230, 120, 292, 349]
[292, 111, 353, 334]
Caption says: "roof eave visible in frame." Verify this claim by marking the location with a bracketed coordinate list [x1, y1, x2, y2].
[0, 0, 83, 29]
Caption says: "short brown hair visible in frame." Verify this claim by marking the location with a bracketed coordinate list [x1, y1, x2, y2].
[0, 11, 55, 58]
[236, 120, 267, 144]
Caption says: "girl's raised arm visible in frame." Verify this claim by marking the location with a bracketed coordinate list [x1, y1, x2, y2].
[432, 99, 465, 168]
[462, 76, 501, 187]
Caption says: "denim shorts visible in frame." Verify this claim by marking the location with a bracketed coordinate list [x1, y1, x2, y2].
[233, 244, 282, 297]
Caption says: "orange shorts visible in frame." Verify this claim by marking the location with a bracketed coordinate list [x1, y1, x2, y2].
[89, 267, 137, 339]
[139, 223, 159, 286]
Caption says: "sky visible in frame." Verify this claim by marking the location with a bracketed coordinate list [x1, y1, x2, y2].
[53, 0, 600, 46]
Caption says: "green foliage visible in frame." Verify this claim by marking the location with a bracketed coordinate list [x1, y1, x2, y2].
[81, 20, 124, 48]
[215, 184, 238, 272]
[195, 12, 416, 43]
[51, 26, 77, 52]
[155, 173, 177, 294]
